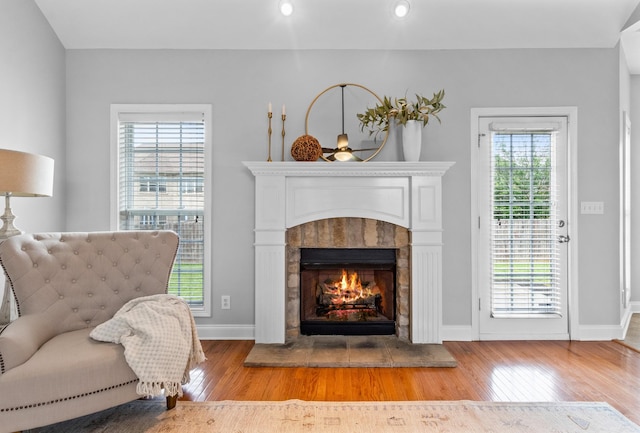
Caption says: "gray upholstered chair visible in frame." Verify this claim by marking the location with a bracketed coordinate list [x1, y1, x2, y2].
[0, 230, 180, 432]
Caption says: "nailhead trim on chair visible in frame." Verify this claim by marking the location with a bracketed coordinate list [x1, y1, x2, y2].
[0, 379, 139, 412]
[0, 323, 6, 374]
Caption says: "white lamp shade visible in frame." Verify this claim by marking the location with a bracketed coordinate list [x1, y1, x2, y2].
[0, 149, 54, 197]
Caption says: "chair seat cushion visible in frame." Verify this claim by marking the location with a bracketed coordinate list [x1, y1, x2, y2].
[0, 327, 138, 411]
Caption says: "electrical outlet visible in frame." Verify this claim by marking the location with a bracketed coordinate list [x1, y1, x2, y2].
[221, 295, 231, 310]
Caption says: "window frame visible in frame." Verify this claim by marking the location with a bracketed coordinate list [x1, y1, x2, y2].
[110, 104, 212, 317]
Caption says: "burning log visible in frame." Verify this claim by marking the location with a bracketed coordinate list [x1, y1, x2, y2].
[318, 283, 379, 308]
[315, 269, 382, 318]
[325, 308, 380, 321]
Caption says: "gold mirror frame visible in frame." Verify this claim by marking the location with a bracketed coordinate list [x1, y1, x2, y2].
[305, 83, 389, 162]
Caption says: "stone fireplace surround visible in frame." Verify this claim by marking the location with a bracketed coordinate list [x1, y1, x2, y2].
[288, 218, 409, 339]
[244, 161, 454, 344]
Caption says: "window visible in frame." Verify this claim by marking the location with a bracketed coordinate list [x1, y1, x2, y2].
[139, 177, 167, 193]
[111, 105, 212, 316]
[140, 214, 167, 226]
[490, 129, 560, 317]
[180, 178, 204, 194]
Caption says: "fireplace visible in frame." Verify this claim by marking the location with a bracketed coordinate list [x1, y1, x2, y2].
[300, 248, 396, 335]
[287, 217, 410, 340]
[244, 161, 454, 344]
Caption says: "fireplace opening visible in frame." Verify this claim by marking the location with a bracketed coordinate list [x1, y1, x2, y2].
[300, 248, 396, 335]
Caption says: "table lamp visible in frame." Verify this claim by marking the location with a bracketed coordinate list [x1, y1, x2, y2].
[0, 148, 54, 324]
[0, 148, 54, 239]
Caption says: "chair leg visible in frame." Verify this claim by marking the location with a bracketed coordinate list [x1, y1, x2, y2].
[166, 394, 178, 410]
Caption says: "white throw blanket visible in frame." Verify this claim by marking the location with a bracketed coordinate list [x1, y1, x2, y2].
[90, 294, 206, 398]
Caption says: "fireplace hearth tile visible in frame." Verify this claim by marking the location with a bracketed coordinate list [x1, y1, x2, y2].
[309, 337, 349, 367]
[312, 336, 349, 349]
[388, 340, 457, 367]
[242, 340, 311, 367]
[347, 336, 392, 367]
[244, 336, 456, 368]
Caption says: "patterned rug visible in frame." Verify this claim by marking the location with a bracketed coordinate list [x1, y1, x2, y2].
[27, 399, 640, 432]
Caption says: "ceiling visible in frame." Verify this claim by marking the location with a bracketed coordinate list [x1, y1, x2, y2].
[35, 0, 640, 72]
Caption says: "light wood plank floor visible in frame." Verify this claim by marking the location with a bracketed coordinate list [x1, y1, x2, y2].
[181, 340, 640, 425]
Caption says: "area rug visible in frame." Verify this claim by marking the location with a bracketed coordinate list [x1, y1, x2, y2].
[244, 335, 457, 367]
[27, 399, 640, 433]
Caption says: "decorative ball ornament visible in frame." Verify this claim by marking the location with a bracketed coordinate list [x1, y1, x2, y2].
[291, 135, 322, 161]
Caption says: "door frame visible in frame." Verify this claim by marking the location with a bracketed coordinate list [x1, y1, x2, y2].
[470, 107, 579, 340]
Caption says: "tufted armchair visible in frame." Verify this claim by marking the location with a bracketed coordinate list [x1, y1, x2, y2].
[0, 230, 180, 432]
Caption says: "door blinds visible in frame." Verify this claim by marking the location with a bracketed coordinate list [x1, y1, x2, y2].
[489, 124, 561, 317]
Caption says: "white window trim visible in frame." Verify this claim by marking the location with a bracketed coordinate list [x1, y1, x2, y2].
[470, 107, 579, 340]
[110, 103, 213, 317]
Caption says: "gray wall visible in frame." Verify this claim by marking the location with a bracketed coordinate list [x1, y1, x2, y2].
[0, 0, 66, 233]
[64, 48, 623, 333]
[2, 1, 627, 335]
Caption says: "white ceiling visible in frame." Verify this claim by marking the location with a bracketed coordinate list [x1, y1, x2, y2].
[35, 0, 640, 72]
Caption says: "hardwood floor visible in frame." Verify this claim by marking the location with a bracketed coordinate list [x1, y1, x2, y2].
[181, 340, 640, 424]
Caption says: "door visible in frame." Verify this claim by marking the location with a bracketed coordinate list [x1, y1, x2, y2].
[477, 116, 569, 339]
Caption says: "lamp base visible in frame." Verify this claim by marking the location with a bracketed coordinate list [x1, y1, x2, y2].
[0, 281, 11, 325]
[0, 194, 24, 240]
[0, 194, 21, 325]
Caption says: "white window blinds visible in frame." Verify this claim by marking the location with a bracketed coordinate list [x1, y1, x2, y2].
[490, 127, 561, 317]
[117, 111, 205, 307]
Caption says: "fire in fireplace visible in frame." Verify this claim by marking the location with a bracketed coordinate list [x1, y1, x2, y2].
[300, 248, 396, 335]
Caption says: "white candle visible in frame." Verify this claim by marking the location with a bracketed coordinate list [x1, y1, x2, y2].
[282, 104, 286, 116]
[268, 102, 272, 113]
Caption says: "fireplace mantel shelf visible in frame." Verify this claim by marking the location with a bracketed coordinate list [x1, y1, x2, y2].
[245, 160, 455, 345]
[243, 161, 455, 177]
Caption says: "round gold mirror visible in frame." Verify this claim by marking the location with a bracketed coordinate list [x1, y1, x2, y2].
[305, 83, 388, 162]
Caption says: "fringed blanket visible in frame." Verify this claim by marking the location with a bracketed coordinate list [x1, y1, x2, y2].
[90, 294, 206, 398]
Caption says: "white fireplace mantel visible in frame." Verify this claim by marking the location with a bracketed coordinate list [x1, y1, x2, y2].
[244, 161, 454, 344]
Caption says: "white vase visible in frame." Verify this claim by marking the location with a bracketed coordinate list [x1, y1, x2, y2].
[402, 120, 422, 161]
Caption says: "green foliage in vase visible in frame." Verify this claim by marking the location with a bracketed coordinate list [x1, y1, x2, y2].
[357, 90, 446, 138]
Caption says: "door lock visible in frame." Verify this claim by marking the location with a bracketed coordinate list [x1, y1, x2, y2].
[558, 235, 570, 243]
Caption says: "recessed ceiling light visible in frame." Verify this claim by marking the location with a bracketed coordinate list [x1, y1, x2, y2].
[279, 0, 294, 17]
[394, 0, 410, 18]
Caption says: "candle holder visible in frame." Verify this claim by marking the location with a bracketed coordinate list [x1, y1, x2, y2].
[281, 114, 286, 161]
[267, 111, 273, 162]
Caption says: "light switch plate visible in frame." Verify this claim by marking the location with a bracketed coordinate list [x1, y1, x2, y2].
[580, 201, 604, 214]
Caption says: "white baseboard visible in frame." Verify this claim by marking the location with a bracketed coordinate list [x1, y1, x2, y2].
[443, 324, 624, 342]
[195, 320, 635, 342]
[441, 325, 474, 341]
[197, 324, 477, 342]
[197, 324, 255, 340]
[574, 324, 625, 341]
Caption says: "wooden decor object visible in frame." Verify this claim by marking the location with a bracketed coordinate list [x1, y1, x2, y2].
[291, 135, 322, 161]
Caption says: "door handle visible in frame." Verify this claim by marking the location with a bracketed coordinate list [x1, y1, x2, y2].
[558, 235, 570, 243]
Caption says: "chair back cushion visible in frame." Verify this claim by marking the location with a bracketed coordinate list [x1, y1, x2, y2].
[0, 230, 179, 334]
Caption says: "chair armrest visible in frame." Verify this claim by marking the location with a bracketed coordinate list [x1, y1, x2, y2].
[0, 314, 57, 374]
